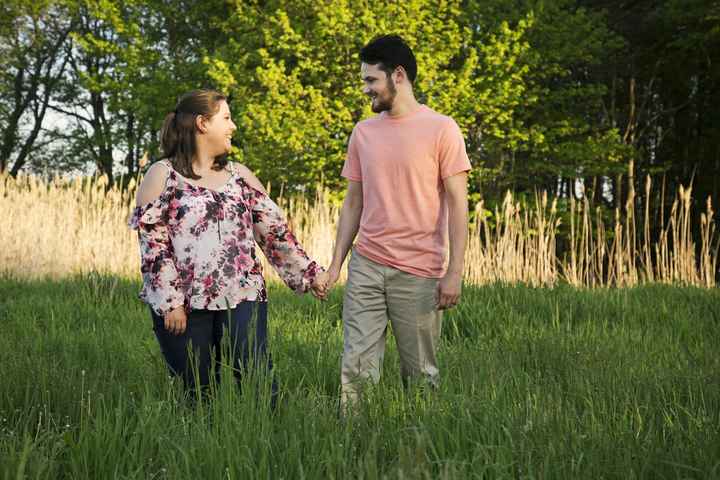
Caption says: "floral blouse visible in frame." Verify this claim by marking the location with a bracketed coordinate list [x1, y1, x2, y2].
[128, 160, 321, 316]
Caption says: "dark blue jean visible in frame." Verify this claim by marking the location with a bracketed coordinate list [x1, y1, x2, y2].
[151, 301, 277, 405]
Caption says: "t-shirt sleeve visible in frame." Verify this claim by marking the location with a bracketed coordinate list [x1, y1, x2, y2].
[341, 126, 362, 181]
[438, 119, 472, 179]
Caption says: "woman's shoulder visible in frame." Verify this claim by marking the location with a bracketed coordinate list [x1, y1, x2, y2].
[229, 161, 267, 194]
[136, 161, 173, 206]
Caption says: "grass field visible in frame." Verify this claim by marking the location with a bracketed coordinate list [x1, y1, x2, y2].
[1, 276, 719, 479]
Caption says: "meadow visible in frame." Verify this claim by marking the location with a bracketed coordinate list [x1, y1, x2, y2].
[0, 173, 719, 478]
[1, 276, 719, 478]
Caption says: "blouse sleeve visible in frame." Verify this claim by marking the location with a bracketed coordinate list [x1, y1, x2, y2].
[248, 189, 322, 293]
[128, 198, 185, 316]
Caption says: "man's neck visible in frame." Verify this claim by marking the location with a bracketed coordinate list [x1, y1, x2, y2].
[387, 94, 421, 118]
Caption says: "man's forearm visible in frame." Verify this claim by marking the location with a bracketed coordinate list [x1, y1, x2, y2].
[330, 204, 362, 270]
[446, 196, 468, 276]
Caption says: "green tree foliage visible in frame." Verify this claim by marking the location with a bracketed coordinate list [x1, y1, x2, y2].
[207, 0, 482, 192]
[460, 0, 632, 201]
[206, 0, 634, 201]
[0, 0, 717, 216]
[580, 0, 720, 208]
[47, 0, 230, 184]
[0, 0, 73, 175]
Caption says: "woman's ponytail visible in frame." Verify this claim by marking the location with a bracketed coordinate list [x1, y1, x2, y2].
[159, 111, 178, 159]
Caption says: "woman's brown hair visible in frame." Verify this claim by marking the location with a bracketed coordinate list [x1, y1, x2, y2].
[159, 89, 229, 179]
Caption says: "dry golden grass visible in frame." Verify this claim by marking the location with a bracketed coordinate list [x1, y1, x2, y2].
[0, 174, 138, 279]
[1, 172, 717, 287]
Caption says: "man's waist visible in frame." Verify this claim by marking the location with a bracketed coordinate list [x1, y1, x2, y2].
[354, 241, 446, 279]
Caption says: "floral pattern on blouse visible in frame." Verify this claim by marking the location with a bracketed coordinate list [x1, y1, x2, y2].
[128, 160, 321, 316]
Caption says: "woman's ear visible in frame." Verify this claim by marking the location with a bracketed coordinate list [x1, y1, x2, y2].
[195, 115, 207, 134]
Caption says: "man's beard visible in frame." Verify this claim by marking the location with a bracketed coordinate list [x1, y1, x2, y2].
[370, 77, 397, 113]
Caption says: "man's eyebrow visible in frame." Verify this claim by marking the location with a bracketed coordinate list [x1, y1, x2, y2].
[362, 75, 378, 81]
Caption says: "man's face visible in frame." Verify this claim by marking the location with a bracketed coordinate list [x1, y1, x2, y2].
[361, 62, 397, 113]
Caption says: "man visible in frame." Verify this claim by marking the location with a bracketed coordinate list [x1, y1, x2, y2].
[326, 34, 471, 406]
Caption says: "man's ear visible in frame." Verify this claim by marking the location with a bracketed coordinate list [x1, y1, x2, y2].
[393, 66, 408, 85]
[195, 115, 207, 134]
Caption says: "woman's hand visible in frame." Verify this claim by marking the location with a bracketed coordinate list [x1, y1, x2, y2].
[164, 306, 187, 335]
[311, 271, 329, 300]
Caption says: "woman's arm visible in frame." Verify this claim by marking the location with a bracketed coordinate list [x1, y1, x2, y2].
[239, 164, 325, 294]
[131, 163, 186, 333]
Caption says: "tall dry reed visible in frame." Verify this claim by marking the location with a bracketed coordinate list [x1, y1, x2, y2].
[1, 174, 138, 279]
[0, 172, 717, 287]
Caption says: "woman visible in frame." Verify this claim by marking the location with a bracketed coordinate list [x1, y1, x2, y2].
[129, 89, 327, 404]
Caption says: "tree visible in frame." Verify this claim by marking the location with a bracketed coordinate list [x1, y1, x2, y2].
[43, 0, 230, 185]
[0, 0, 73, 176]
[207, 0, 494, 193]
[206, 0, 630, 203]
[460, 0, 630, 202]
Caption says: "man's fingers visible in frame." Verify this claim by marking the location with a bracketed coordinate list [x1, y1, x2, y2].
[448, 294, 459, 308]
[437, 293, 449, 310]
[437, 291, 460, 310]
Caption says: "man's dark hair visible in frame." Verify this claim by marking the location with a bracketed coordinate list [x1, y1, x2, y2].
[360, 34, 417, 83]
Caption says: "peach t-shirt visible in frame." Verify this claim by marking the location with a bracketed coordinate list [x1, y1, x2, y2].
[341, 105, 471, 278]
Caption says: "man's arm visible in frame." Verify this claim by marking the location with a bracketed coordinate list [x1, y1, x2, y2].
[437, 172, 468, 309]
[327, 180, 363, 288]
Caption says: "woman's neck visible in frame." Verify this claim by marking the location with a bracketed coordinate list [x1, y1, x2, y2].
[193, 152, 216, 173]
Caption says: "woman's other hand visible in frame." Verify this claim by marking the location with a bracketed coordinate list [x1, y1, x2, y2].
[164, 306, 187, 335]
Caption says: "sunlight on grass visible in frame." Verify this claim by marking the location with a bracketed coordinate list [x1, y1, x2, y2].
[0, 278, 718, 478]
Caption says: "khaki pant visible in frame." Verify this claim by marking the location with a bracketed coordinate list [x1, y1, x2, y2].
[341, 250, 442, 406]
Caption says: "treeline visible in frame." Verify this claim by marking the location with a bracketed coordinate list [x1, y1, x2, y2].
[2, 0, 719, 212]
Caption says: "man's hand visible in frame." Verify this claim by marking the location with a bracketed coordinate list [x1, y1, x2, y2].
[311, 271, 329, 300]
[164, 306, 187, 335]
[326, 263, 342, 291]
[437, 271, 462, 310]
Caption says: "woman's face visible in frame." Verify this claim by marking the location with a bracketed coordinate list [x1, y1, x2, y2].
[203, 100, 237, 156]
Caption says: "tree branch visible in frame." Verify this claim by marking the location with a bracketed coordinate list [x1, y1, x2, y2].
[47, 104, 93, 125]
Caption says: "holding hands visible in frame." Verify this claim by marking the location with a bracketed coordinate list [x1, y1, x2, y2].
[310, 263, 341, 301]
[310, 270, 330, 300]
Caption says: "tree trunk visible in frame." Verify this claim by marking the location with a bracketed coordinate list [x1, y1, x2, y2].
[124, 113, 136, 177]
[0, 69, 28, 172]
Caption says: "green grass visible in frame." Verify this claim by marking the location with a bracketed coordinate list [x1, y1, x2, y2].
[1, 275, 719, 479]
